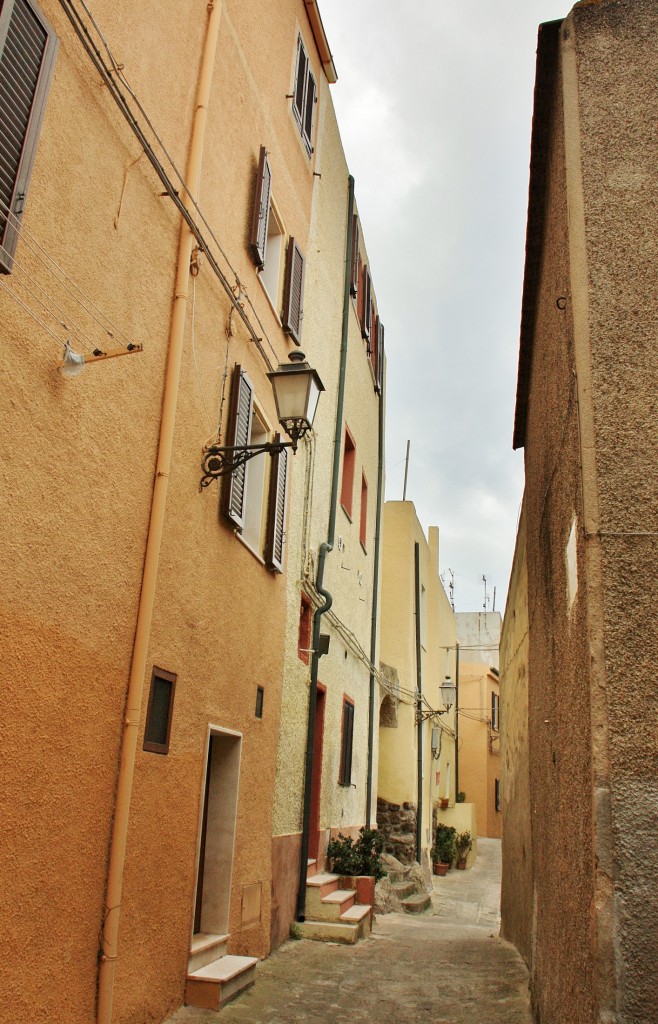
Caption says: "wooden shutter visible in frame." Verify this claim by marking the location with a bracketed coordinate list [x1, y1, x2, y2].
[0, 0, 58, 273]
[339, 699, 355, 785]
[249, 145, 271, 270]
[375, 319, 384, 394]
[302, 69, 315, 154]
[370, 314, 379, 373]
[221, 365, 253, 530]
[361, 265, 372, 342]
[350, 215, 359, 297]
[292, 34, 307, 128]
[264, 436, 289, 573]
[281, 237, 305, 345]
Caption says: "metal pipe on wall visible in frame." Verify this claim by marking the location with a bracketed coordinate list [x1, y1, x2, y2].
[365, 364, 385, 827]
[414, 541, 423, 863]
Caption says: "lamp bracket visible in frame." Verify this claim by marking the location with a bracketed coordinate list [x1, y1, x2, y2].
[200, 439, 293, 489]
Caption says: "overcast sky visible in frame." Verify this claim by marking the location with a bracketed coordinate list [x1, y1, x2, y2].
[319, 0, 568, 613]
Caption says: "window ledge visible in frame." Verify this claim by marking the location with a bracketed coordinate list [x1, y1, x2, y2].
[236, 532, 267, 568]
[256, 272, 283, 327]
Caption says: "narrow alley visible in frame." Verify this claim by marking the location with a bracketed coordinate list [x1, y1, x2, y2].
[167, 840, 532, 1024]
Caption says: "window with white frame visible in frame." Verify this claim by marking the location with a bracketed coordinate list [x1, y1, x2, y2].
[291, 33, 316, 156]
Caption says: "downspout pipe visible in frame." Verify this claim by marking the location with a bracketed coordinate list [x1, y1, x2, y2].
[96, 5, 223, 1021]
[365, 374, 384, 827]
[296, 173, 355, 921]
[414, 542, 423, 864]
[455, 642, 460, 797]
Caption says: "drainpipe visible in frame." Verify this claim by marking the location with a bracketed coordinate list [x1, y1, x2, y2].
[454, 642, 460, 797]
[96, 5, 223, 1021]
[296, 174, 355, 921]
[414, 542, 423, 863]
[365, 375, 384, 827]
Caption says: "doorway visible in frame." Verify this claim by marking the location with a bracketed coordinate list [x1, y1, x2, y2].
[308, 684, 326, 861]
[193, 729, 242, 936]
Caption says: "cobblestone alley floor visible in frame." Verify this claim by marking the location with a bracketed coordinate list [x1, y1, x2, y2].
[167, 838, 532, 1024]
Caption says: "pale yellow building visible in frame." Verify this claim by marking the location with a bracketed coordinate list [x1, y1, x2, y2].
[377, 502, 457, 871]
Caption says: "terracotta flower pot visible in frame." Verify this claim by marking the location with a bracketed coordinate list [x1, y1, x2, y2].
[433, 862, 449, 876]
[440, 798, 449, 810]
[457, 858, 467, 870]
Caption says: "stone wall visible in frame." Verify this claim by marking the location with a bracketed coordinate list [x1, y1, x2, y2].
[376, 798, 417, 864]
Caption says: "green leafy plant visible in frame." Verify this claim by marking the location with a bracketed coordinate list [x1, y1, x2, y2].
[456, 791, 466, 803]
[326, 827, 385, 879]
[455, 830, 472, 859]
[432, 823, 457, 864]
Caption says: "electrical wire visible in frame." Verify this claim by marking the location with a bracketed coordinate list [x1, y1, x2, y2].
[0, 278, 69, 350]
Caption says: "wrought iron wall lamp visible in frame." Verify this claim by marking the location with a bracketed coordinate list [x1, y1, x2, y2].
[415, 675, 457, 724]
[200, 350, 324, 488]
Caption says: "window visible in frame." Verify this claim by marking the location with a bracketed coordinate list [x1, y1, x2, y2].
[340, 427, 355, 519]
[143, 667, 176, 754]
[339, 697, 355, 786]
[298, 593, 312, 665]
[291, 33, 316, 156]
[495, 778, 502, 813]
[349, 215, 360, 297]
[221, 364, 289, 572]
[359, 472, 368, 550]
[255, 686, 264, 719]
[0, 0, 58, 273]
[491, 692, 500, 731]
[360, 265, 372, 343]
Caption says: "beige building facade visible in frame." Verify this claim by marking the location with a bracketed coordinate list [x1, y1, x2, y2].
[377, 502, 457, 870]
[502, 3, 658, 1022]
[0, 0, 353, 1021]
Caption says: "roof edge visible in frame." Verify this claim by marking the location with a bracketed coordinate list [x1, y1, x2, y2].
[305, 1, 338, 84]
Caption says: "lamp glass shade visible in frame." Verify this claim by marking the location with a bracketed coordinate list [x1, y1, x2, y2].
[268, 359, 324, 434]
[440, 677, 456, 710]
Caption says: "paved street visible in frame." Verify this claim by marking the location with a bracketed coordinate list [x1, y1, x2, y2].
[168, 839, 532, 1024]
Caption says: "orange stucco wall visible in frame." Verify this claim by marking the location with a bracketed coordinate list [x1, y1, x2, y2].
[457, 664, 502, 839]
[1, 1, 330, 1021]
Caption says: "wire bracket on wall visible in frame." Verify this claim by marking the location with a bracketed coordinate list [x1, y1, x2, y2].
[58, 341, 143, 376]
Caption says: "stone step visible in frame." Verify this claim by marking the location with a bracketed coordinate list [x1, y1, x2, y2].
[340, 902, 372, 938]
[188, 932, 229, 973]
[305, 886, 355, 921]
[306, 858, 317, 880]
[295, 919, 360, 944]
[401, 893, 431, 914]
[392, 881, 416, 900]
[185, 954, 257, 1011]
[305, 871, 340, 898]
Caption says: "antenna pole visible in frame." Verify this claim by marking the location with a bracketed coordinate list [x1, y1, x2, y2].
[402, 439, 410, 500]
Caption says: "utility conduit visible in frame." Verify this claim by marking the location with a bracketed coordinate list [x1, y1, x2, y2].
[96, 5, 224, 1022]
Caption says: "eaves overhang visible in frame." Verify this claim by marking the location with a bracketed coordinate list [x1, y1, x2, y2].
[305, 0, 338, 83]
[513, 19, 563, 450]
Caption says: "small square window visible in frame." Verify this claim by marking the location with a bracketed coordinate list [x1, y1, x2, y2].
[143, 667, 176, 754]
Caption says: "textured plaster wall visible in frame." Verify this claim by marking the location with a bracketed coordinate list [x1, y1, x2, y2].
[569, 2, 658, 1019]
[270, 68, 384, 945]
[456, 665, 501, 839]
[499, 501, 533, 966]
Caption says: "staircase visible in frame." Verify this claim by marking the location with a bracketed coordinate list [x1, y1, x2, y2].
[185, 933, 257, 1011]
[389, 869, 431, 914]
[296, 860, 372, 944]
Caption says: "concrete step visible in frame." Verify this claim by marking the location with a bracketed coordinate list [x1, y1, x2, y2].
[392, 881, 416, 900]
[295, 919, 360, 944]
[340, 902, 372, 938]
[188, 933, 229, 973]
[306, 858, 317, 880]
[306, 886, 355, 921]
[305, 872, 340, 898]
[185, 954, 257, 1010]
[401, 893, 431, 914]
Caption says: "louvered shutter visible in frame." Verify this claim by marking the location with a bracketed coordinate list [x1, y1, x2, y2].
[350, 215, 359, 297]
[281, 237, 305, 345]
[292, 35, 307, 128]
[249, 145, 271, 270]
[361, 266, 372, 342]
[221, 365, 254, 530]
[370, 314, 379, 373]
[0, 0, 57, 273]
[264, 436, 289, 573]
[375, 320, 384, 394]
[302, 70, 315, 154]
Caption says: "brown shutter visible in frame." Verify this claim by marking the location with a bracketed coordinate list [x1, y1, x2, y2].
[292, 35, 307, 127]
[302, 70, 315, 154]
[249, 146, 271, 270]
[265, 436, 289, 573]
[370, 314, 379, 372]
[221, 365, 254, 530]
[281, 237, 305, 345]
[0, 0, 58, 273]
[350, 215, 359, 297]
[361, 266, 372, 342]
[375, 320, 384, 394]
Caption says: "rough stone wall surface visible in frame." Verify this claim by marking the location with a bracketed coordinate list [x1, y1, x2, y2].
[376, 798, 418, 864]
[499, 502, 533, 967]
[523, 26, 597, 1024]
[570, 2, 658, 1020]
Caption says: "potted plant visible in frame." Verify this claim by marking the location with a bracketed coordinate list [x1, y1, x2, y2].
[326, 827, 384, 913]
[456, 791, 466, 803]
[432, 823, 456, 876]
[454, 830, 472, 869]
[439, 797, 449, 810]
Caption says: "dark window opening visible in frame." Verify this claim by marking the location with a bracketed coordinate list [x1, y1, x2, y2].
[298, 593, 312, 664]
[144, 667, 177, 754]
[495, 778, 501, 812]
[255, 686, 264, 719]
[340, 427, 355, 518]
[339, 698, 355, 786]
